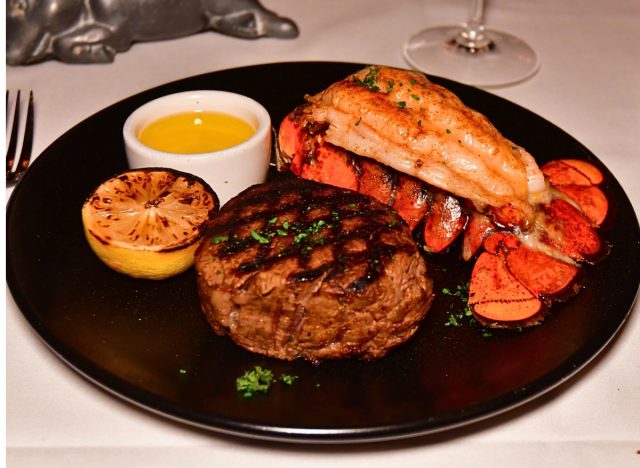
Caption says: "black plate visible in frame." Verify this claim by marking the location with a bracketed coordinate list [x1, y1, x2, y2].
[7, 62, 640, 443]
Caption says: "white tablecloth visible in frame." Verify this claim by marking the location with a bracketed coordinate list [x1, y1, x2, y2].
[6, 0, 640, 466]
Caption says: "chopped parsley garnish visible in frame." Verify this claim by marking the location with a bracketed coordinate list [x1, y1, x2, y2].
[442, 282, 493, 337]
[444, 299, 473, 327]
[211, 235, 229, 244]
[409, 78, 417, 85]
[355, 116, 362, 126]
[411, 94, 420, 100]
[445, 311, 462, 327]
[443, 282, 471, 327]
[446, 307, 473, 327]
[290, 219, 332, 247]
[236, 366, 298, 397]
[250, 230, 270, 244]
[281, 374, 298, 386]
[386, 79, 396, 93]
[309, 219, 328, 232]
[293, 232, 308, 244]
[236, 366, 274, 398]
[354, 67, 380, 92]
[397, 101, 407, 109]
[442, 283, 469, 298]
[214, 216, 335, 256]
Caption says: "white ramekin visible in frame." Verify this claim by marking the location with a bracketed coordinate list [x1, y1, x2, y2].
[123, 90, 271, 205]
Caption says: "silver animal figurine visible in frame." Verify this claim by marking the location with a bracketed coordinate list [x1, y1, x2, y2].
[7, 0, 299, 65]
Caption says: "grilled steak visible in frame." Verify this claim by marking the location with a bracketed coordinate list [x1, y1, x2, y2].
[194, 177, 433, 362]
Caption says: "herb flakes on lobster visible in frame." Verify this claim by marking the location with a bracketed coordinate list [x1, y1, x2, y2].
[276, 65, 609, 329]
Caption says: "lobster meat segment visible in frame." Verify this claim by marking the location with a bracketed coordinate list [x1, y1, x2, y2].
[422, 192, 467, 253]
[358, 157, 397, 206]
[553, 185, 608, 227]
[541, 159, 604, 186]
[468, 251, 543, 325]
[300, 140, 359, 192]
[504, 239, 580, 297]
[276, 65, 609, 328]
[391, 175, 430, 231]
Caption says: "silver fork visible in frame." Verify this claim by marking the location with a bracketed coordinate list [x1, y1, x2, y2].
[6, 90, 35, 185]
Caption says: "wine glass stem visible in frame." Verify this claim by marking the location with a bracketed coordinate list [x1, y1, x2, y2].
[455, 0, 493, 52]
[469, 0, 485, 26]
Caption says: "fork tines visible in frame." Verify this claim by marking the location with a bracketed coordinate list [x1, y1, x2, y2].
[6, 90, 34, 185]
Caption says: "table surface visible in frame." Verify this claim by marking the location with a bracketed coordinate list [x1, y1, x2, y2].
[6, 0, 640, 466]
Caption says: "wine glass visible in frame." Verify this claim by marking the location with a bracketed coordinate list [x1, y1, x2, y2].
[403, 0, 539, 87]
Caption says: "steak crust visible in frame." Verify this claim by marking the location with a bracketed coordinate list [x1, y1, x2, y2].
[195, 177, 433, 362]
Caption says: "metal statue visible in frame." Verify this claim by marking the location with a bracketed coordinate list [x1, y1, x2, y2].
[7, 0, 299, 65]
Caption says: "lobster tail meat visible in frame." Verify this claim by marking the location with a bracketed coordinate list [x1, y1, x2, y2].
[276, 66, 611, 329]
[303, 66, 549, 229]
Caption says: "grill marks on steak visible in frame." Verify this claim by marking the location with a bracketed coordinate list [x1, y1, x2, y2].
[208, 179, 410, 289]
[195, 177, 433, 362]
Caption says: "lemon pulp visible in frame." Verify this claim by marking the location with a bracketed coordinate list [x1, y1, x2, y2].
[138, 111, 255, 154]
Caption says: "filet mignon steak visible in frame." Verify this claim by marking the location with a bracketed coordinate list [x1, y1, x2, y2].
[195, 177, 433, 362]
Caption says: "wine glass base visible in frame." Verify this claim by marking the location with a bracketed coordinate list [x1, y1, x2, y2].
[404, 25, 539, 88]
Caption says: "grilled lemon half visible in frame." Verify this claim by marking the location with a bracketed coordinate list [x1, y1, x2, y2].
[82, 168, 219, 280]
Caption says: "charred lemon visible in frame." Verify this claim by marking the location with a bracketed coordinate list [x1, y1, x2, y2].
[81, 168, 219, 280]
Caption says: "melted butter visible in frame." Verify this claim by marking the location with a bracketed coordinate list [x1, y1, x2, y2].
[139, 111, 255, 154]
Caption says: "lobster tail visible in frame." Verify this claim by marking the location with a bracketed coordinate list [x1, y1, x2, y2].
[276, 67, 610, 330]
